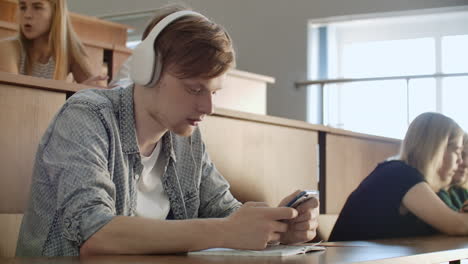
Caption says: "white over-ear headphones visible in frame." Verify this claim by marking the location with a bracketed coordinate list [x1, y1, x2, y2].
[129, 10, 207, 88]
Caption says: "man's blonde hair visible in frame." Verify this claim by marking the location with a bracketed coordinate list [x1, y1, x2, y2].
[400, 112, 463, 191]
[141, 5, 236, 80]
[19, 0, 93, 80]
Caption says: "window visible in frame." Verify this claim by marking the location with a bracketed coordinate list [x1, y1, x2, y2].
[442, 76, 468, 131]
[442, 35, 468, 130]
[308, 10, 468, 139]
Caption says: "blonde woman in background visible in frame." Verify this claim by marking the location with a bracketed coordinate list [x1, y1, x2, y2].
[330, 112, 468, 241]
[0, 0, 106, 84]
[438, 133, 468, 212]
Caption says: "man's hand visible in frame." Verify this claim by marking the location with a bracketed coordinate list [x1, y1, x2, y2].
[462, 200, 468, 213]
[221, 202, 298, 250]
[278, 190, 319, 244]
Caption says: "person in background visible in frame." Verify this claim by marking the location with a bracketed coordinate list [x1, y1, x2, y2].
[438, 133, 468, 212]
[16, 6, 319, 257]
[0, 0, 106, 84]
[329, 112, 468, 241]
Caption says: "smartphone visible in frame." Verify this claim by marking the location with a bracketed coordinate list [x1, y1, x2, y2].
[285, 190, 319, 208]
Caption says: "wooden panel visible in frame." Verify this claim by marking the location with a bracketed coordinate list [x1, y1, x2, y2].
[199, 115, 318, 206]
[84, 45, 104, 75]
[216, 73, 267, 115]
[0, 20, 17, 39]
[325, 134, 400, 214]
[0, 26, 15, 39]
[0, 214, 22, 257]
[0, 0, 17, 23]
[70, 13, 129, 47]
[214, 107, 325, 131]
[214, 69, 275, 115]
[0, 85, 65, 213]
[317, 214, 338, 242]
[0, 71, 91, 93]
[112, 48, 131, 79]
[82, 44, 108, 86]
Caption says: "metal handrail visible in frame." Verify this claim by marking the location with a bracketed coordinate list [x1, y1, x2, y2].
[295, 72, 468, 126]
[295, 72, 468, 88]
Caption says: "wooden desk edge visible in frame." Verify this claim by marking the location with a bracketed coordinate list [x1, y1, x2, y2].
[355, 248, 468, 264]
[214, 107, 400, 143]
[0, 72, 401, 144]
[228, 69, 275, 84]
[0, 20, 17, 31]
[0, 72, 96, 93]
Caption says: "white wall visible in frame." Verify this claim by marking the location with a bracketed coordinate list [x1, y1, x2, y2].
[69, 0, 468, 122]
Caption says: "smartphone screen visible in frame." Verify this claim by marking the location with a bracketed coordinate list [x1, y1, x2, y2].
[286, 190, 319, 208]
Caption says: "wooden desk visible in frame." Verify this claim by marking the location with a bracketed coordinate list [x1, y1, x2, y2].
[0, 72, 400, 216]
[320, 235, 468, 264]
[0, 236, 466, 264]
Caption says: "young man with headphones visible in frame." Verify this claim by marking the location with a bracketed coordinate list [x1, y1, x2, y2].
[16, 6, 319, 257]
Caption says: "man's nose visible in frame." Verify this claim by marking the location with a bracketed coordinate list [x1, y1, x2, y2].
[24, 7, 33, 18]
[198, 93, 214, 116]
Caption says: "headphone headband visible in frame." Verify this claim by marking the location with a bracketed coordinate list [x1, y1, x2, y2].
[129, 10, 207, 87]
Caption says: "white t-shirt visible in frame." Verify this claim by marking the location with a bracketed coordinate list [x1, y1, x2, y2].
[135, 142, 170, 219]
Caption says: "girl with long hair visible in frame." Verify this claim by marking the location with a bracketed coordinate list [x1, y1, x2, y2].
[438, 133, 468, 212]
[0, 0, 105, 84]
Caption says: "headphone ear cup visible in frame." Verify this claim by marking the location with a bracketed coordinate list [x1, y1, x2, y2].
[129, 41, 154, 86]
[145, 52, 163, 88]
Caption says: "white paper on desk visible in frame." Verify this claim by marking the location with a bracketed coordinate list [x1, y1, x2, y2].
[188, 244, 325, 257]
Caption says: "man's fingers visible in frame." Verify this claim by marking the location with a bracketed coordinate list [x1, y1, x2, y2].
[271, 220, 288, 233]
[296, 197, 319, 211]
[244, 201, 270, 208]
[261, 207, 298, 220]
[291, 220, 319, 231]
[292, 207, 319, 223]
[278, 190, 303, 207]
[283, 230, 317, 244]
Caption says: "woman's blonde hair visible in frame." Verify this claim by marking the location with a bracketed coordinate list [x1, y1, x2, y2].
[458, 133, 468, 189]
[19, 0, 93, 80]
[400, 112, 463, 191]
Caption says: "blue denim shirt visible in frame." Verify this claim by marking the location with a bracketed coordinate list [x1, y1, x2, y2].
[16, 84, 241, 256]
